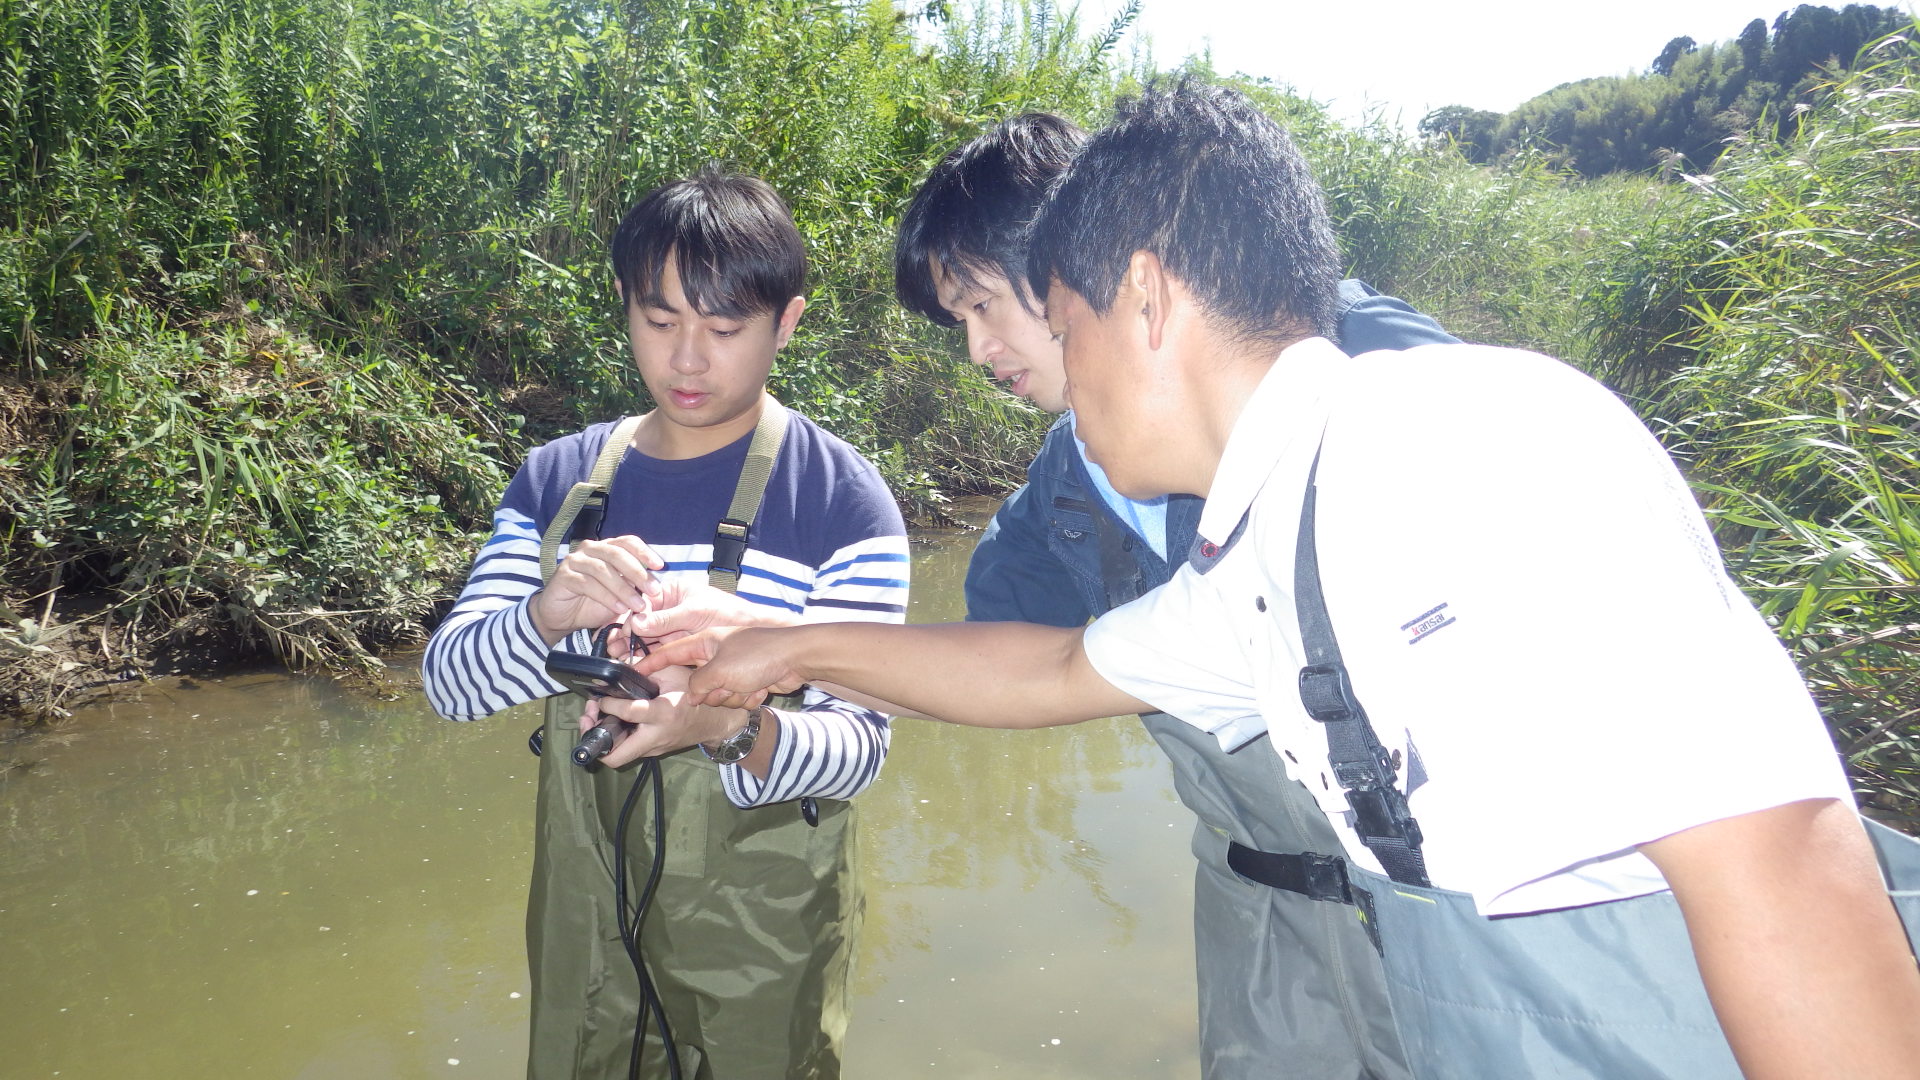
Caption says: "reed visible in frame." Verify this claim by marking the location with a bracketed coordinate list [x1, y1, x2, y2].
[1584, 30, 1920, 820]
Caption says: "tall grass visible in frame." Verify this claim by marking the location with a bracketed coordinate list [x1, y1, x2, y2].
[0, 0, 1142, 713]
[1585, 30, 1920, 820]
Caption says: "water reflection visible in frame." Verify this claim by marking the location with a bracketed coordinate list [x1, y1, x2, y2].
[846, 520, 1197, 1077]
[0, 675, 539, 1077]
[0, 512, 1198, 1078]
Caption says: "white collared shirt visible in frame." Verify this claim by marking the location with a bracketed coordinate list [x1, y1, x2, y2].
[1084, 338, 1852, 915]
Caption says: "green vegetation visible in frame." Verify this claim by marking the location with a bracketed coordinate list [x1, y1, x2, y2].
[1584, 32, 1920, 819]
[1, 0, 1915, 817]
[1421, 4, 1911, 176]
[0, 0, 1136, 715]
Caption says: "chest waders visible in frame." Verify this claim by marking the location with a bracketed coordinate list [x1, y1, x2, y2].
[1236, 444, 1920, 1078]
[1087, 505, 1409, 1080]
[524, 403, 859, 1080]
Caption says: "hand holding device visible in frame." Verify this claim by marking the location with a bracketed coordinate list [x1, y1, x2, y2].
[545, 625, 658, 767]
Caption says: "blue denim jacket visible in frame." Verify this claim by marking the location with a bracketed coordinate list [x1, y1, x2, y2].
[965, 279, 1460, 624]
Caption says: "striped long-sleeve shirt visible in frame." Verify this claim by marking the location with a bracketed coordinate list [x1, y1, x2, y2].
[422, 408, 909, 805]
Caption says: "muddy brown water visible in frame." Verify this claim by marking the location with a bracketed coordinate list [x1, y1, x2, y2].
[0, 513, 1200, 1078]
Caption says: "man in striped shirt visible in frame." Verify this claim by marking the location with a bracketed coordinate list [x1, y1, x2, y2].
[422, 166, 908, 1079]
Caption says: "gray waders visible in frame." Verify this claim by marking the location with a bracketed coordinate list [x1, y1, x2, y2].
[1241, 441, 1920, 1078]
[1095, 511, 1410, 1080]
[1160, 718, 1413, 1080]
[524, 404, 859, 1080]
[1350, 822, 1920, 1078]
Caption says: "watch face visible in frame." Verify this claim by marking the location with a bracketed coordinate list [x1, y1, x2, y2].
[700, 710, 760, 764]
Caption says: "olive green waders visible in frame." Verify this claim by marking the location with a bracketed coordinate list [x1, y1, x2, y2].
[525, 698, 859, 1079]
[524, 404, 859, 1079]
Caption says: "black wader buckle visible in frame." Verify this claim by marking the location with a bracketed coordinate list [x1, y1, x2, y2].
[571, 492, 607, 547]
[1297, 851, 1354, 903]
[1226, 844, 1354, 904]
[1298, 663, 1361, 722]
[1344, 785, 1424, 848]
[711, 518, 750, 574]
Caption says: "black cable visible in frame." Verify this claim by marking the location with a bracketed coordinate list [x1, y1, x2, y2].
[613, 757, 680, 1080]
[638, 759, 675, 1078]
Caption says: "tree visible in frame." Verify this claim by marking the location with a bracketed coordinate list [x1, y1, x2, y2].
[1737, 17, 1770, 72]
[1653, 36, 1698, 77]
[1418, 105, 1502, 163]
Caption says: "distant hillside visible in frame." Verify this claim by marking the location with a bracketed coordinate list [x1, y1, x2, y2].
[1420, 3, 1914, 175]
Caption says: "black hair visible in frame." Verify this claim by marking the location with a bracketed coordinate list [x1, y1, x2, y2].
[610, 164, 806, 320]
[893, 113, 1087, 327]
[1026, 82, 1341, 345]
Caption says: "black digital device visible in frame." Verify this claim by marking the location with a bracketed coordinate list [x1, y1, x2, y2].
[544, 625, 659, 768]
[544, 649, 660, 701]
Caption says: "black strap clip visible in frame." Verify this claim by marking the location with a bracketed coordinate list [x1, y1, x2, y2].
[569, 491, 607, 546]
[1298, 662, 1361, 723]
[1342, 783, 1424, 849]
[1296, 851, 1353, 903]
[711, 518, 750, 576]
[1226, 844, 1354, 904]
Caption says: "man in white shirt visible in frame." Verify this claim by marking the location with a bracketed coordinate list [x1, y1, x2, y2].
[644, 84, 1920, 1077]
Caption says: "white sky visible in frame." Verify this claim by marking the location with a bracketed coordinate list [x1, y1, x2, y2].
[1078, 0, 1919, 128]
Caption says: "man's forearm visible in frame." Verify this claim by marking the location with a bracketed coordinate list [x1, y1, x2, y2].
[788, 621, 1147, 728]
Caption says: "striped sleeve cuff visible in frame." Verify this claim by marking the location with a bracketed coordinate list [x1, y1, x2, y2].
[719, 697, 892, 807]
[422, 598, 570, 720]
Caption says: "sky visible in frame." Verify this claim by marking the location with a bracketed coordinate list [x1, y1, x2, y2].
[1077, 0, 1919, 129]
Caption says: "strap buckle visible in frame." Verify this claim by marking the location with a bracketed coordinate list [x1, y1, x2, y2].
[1225, 843, 1355, 904]
[711, 518, 750, 576]
[1298, 663, 1361, 723]
[1298, 851, 1353, 904]
[1343, 784, 1424, 849]
[571, 491, 607, 546]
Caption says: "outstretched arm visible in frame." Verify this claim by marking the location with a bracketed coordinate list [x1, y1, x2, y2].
[640, 621, 1150, 729]
[1639, 797, 1920, 1079]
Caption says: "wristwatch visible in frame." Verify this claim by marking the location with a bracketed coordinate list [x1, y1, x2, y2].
[699, 705, 765, 765]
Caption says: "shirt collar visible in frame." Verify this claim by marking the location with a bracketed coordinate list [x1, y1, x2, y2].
[1193, 336, 1347, 554]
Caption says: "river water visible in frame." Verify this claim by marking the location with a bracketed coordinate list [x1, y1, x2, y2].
[0, 515, 1200, 1078]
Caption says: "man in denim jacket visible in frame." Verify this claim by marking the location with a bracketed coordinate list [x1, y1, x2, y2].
[892, 114, 1457, 1079]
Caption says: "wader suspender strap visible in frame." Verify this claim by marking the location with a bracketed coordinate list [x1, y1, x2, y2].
[1295, 442, 1431, 888]
[541, 415, 647, 580]
[1226, 439, 1430, 904]
[538, 401, 789, 592]
[709, 401, 789, 592]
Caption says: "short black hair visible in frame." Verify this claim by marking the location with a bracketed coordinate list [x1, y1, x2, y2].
[610, 165, 805, 319]
[1026, 82, 1341, 345]
[893, 113, 1087, 327]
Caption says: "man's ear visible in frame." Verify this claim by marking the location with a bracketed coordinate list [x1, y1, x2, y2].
[1127, 250, 1174, 352]
[772, 295, 807, 349]
[613, 277, 625, 306]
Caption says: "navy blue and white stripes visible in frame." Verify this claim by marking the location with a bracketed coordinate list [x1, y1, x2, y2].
[422, 409, 909, 807]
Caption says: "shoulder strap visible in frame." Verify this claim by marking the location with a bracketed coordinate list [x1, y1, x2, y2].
[707, 398, 789, 594]
[534, 403, 789, 594]
[1296, 439, 1431, 888]
[540, 415, 645, 583]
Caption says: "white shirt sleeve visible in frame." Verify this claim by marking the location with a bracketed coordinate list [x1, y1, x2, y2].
[1083, 554, 1268, 751]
